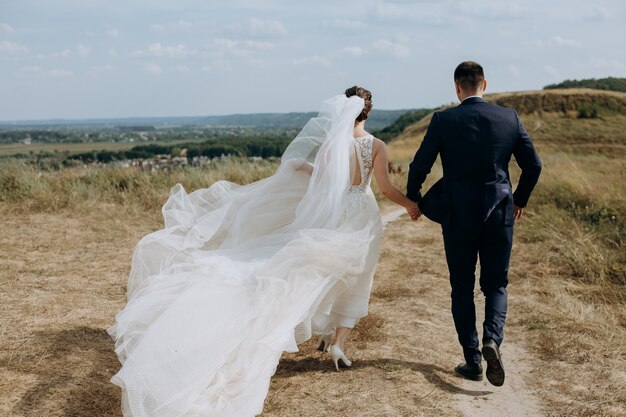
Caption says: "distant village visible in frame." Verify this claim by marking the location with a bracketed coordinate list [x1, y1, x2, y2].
[108, 147, 267, 171]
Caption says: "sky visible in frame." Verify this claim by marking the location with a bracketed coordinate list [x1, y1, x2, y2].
[0, 0, 625, 121]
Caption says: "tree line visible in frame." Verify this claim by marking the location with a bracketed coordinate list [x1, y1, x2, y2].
[544, 77, 626, 93]
[68, 135, 292, 163]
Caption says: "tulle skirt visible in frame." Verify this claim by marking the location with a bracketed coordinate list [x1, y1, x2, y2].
[108, 163, 382, 417]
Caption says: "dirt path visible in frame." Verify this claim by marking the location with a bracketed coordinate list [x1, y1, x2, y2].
[381, 207, 542, 417]
[381, 207, 408, 224]
[456, 342, 540, 417]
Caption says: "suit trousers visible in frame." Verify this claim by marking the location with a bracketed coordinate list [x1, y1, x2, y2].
[442, 199, 513, 365]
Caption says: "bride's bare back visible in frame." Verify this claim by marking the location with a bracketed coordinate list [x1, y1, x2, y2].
[350, 126, 416, 211]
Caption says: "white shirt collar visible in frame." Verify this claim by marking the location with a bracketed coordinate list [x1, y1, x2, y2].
[463, 95, 483, 101]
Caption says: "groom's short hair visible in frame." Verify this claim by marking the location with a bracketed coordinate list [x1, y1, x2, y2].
[454, 61, 484, 92]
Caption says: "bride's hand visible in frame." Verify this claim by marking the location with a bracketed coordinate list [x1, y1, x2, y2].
[406, 202, 421, 221]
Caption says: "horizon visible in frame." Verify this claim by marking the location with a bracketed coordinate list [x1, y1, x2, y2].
[0, 107, 413, 125]
[1, 83, 619, 125]
[1, 0, 625, 120]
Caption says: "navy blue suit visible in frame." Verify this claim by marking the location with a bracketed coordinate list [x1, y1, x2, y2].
[407, 97, 541, 365]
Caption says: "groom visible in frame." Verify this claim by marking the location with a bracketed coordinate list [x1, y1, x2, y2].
[406, 61, 542, 386]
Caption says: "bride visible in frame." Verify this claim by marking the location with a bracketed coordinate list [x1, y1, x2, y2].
[109, 86, 419, 417]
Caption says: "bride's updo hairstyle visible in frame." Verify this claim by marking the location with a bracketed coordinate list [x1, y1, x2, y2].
[345, 86, 373, 122]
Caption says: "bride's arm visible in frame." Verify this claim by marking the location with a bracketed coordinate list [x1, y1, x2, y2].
[291, 159, 314, 175]
[372, 139, 420, 214]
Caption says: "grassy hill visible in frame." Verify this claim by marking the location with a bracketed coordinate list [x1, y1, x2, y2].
[389, 89, 626, 155]
[373, 108, 434, 142]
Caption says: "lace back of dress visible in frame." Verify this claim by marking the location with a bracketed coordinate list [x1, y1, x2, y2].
[350, 135, 374, 192]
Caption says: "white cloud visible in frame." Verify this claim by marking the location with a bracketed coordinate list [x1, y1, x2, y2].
[508, 65, 521, 77]
[176, 65, 190, 73]
[543, 65, 561, 79]
[370, 2, 446, 25]
[341, 47, 367, 57]
[214, 38, 274, 58]
[292, 55, 331, 68]
[215, 38, 274, 50]
[34, 49, 72, 60]
[456, 2, 527, 20]
[133, 43, 189, 58]
[584, 6, 610, 22]
[373, 39, 409, 58]
[76, 43, 91, 57]
[87, 64, 114, 76]
[106, 28, 120, 39]
[247, 17, 287, 37]
[525, 40, 543, 47]
[142, 62, 163, 74]
[22, 66, 73, 77]
[372, 2, 407, 20]
[227, 18, 287, 38]
[528, 36, 583, 48]
[590, 58, 626, 72]
[151, 20, 206, 32]
[0, 40, 28, 55]
[108, 48, 117, 58]
[394, 33, 410, 43]
[551, 36, 582, 47]
[324, 20, 368, 32]
[201, 60, 231, 72]
[0, 23, 15, 35]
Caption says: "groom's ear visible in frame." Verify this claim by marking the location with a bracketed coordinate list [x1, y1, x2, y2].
[482, 79, 487, 93]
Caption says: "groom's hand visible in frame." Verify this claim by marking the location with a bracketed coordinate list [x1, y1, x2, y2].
[514, 205, 524, 221]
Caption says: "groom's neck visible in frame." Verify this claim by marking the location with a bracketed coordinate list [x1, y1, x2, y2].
[458, 90, 483, 102]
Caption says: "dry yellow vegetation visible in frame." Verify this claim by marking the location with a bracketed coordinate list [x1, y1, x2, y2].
[1, 89, 625, 416]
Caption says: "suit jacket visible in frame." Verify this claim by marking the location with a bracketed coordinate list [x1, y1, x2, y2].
[407, 97, 542, 227]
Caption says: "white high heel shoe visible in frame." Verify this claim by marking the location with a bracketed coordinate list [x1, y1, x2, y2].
[317, 334, 333, 352]
[329, 344, 352, 371]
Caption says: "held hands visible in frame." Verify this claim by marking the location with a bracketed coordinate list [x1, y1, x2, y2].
[514, 205, 524, 221]
[406, 201, 422, 221]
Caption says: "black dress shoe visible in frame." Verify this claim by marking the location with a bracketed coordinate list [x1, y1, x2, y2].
[454, 362, 483, 381]
[482, 339, 505, 387]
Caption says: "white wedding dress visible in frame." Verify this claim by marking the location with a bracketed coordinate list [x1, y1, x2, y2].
[108, 95, 382, 417]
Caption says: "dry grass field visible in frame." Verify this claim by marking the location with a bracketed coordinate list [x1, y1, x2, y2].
[1, 89, 625, 416]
